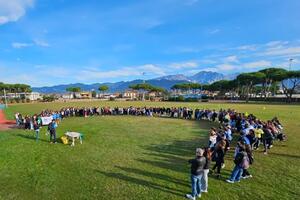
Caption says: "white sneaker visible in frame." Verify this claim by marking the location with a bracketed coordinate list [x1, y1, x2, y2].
[197, 194, 202, 198]
[226, 179, 234, 184]
[201, 190, 208, 193]
[185, 194, 196, 200]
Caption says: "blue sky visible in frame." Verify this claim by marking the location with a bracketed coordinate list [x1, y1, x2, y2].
[0, 0, 300, 86]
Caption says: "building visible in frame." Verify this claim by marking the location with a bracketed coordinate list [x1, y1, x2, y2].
[61, 93, 74, 99]
[5, 92, 41, 101]
[80, 92, 92, 99]
[123, 90, 138, 99]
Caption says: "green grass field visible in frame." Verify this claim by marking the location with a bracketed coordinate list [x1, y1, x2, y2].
[1, 101, 300, 200]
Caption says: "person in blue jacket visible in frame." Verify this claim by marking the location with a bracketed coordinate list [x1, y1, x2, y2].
[49, 119, 58, 143]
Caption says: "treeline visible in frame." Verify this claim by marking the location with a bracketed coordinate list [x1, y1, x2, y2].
[171, 68, 300, 102]
[0, 82, 32, 93]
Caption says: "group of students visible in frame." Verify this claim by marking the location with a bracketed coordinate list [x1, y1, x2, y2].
[15, 111, 59, 143]
[14, 105, 286, 199]
[185, 111, 285, 200]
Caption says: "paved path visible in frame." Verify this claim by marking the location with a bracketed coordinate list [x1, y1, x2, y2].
[0, 110, 15, 130]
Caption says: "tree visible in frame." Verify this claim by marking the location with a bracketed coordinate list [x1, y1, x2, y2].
[259, 68, 287, 99]
[237, 72, 265, 102]
[129, 83, 161, 100]
[171, 83, 201, 94]
[98, 85, 109, 98]
[66, 87, 81, 99]
[281, 70, 300, 103]
[98, 85, 109, 94]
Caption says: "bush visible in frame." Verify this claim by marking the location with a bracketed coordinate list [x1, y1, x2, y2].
[109, 97, 115, 101]
[42, 95, 56, 102]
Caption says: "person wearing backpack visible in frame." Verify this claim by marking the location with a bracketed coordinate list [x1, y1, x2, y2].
[211, 140, 226, 179]
[185, 148, 206, 200]
[226, 145, 249, 183]
[242, 145, 254, 179]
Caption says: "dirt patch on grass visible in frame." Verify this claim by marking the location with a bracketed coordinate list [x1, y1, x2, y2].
[0, 110, 15, 131]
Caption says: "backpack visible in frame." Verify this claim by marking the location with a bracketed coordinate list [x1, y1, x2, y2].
[240, 153, 250, 169]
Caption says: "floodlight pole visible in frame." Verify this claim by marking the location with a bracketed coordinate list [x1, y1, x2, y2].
[142, 72, 146, 101]
[3, 88, 8, 108]
[289, 58, 293, 89]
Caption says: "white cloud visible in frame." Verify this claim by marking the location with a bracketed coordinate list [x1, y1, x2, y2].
[243, 60, 271, 69]
[209, 29, 220, 34]
[169, 61, 198, 69]
[12, 39, 50, 49]
[224, 56, 239, 63]
[12, 42, 32, 48]
[236, 45, 258, 51]
[77, 64, 166, 80]
[266, 41, 289, 47]
[34, 39, 50, 47]
[263, 47, 300, 57]
[215, 64, 236, 71]
[0, 0, 34, 25]
[212, 60, 272, 72]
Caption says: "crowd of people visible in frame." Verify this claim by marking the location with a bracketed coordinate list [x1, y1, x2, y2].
[185, 109, 285, 200]
[14, 105, 286, 199]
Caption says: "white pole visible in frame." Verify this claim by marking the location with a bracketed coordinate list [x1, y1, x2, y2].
[3, 88, 8, 108]
[289, 58, 293, 89]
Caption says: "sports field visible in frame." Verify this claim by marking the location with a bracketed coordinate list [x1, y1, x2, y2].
[0, 101, 299, 200]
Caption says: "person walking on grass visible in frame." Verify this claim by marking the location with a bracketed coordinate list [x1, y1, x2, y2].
[201, 147, 211, 193]
[49, 119, 58, 144]
[226, 145, 249, 184]
[186, 148, 206, 200]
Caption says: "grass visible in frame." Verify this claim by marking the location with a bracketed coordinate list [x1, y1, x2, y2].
[0, 101, 300, 200]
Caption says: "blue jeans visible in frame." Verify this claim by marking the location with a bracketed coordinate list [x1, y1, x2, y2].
[230, 165, 243, 182]
[191, 174, 203, 197]
[35, 129, 40, 142]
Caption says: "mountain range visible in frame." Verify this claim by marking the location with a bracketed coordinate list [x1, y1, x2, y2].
[32, 71, 239, 94]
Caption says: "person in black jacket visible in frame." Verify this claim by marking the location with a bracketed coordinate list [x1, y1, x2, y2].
[211, 140, 226, 178]
[186, 148, 206, 200]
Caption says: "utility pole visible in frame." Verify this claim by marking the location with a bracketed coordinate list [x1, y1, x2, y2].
[3, 88, 8, 108]
[142, 72, 146, 101]
[289, 58, 294, 89]
[289, 58, 293, 71]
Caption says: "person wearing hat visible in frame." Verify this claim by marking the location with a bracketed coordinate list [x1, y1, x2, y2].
[186, 148, 206, 200]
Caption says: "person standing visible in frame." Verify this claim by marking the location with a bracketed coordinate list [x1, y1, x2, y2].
[211, 140, 226, 178]
[185, 148, 206, 200]
[33, 120, 40, 142]
[201, 147, 211, 193]
[49, 119, 58, 144]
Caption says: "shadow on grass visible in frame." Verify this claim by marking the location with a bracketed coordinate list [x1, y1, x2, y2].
[115, 166, 189, 187]
[98, 119, 236, 196]
[15, 133, 61, 143]
[96, 170, 185, 197]
[269, 152, 300, 159]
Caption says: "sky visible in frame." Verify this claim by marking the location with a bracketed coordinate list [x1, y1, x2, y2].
[0, 0, 300, 87]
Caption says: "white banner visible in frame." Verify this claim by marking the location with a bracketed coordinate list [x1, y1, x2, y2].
[41, 116, 53, 125]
